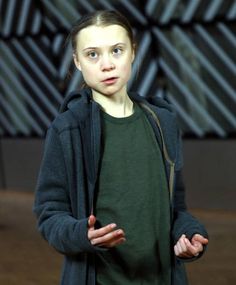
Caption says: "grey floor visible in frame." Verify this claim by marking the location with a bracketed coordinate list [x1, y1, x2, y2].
[0, 191, 235, 285]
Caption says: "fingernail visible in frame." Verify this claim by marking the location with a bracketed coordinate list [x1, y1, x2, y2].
[111, 223, 116, 228]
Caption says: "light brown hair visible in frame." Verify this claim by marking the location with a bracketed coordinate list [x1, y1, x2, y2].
[69, 10, 136, 56]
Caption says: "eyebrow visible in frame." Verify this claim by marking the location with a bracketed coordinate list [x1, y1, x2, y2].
[82, 42, 127, 52]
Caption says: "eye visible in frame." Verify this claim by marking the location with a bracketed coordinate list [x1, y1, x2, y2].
[87, 51, 98, 59]
[112, 47, 122, 55]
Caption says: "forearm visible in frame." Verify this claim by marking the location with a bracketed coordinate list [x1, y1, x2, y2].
[172, 170, 208, 260]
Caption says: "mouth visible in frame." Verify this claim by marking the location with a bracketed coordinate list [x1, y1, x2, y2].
[102, 77, 118, 84]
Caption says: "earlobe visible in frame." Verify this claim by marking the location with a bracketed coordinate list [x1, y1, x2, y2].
[73, 53, 81, 71]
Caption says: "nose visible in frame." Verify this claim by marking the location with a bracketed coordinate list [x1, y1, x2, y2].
[100, 54, 115, 72]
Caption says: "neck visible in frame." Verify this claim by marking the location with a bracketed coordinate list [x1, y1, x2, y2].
[92, 89, 134, 118]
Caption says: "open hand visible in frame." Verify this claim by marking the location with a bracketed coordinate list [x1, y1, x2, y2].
[174, 233, 208, 258]
[87, 215, 126, 248]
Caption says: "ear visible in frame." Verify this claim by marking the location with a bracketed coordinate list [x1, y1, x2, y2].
[131, 50, 135, 63]
[73, 53, 81, 71]
[131, 44, 136, 63]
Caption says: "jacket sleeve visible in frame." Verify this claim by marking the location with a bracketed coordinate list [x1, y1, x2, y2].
[33, 126, 104, 255]
[172, 170, 208, 243]
[171, 133, 208, 261]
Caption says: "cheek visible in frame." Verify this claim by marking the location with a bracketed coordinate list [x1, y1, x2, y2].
[122, 53, 133, 70]
[120, 60, 133, 78]
[80, 64, 97, 82]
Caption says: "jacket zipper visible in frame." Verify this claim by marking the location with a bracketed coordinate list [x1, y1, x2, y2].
[140, 103, 175, 201]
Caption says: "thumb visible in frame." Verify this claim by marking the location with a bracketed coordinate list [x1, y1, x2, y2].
[192, 234, 209, 245]
[88, 215, 96, 228]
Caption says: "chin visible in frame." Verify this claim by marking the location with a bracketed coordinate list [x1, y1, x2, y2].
[94, 86, 123, 97]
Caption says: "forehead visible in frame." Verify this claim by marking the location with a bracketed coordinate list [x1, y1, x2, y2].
[76, 25, 130, 49]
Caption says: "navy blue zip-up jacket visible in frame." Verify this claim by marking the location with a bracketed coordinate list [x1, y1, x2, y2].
[34, 88, 208, 285]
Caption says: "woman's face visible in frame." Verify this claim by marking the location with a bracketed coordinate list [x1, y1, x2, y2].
[74, 24, 135, 97]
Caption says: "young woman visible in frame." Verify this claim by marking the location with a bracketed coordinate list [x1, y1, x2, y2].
[34, 10, 208, 285]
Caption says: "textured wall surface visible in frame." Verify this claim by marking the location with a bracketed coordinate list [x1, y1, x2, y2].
[1, 0, 236, 138]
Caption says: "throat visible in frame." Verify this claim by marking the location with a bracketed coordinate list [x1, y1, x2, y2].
[93, 91, 134, 118]
[105, 101, 134, 118]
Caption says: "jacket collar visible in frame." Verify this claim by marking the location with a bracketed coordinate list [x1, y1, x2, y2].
[59, 88, 174, 119]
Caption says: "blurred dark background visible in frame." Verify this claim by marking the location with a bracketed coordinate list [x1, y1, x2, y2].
[0, 0, 236, 284]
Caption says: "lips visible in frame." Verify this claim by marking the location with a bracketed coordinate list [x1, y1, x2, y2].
[102, 77, 118, 84]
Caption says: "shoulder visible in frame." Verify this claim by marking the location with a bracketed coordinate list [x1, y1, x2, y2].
[49, 100, 92, 135]
[49, 110, 79, 134]
[49, 88, 92, 134]
[130, 92, 175, 115]
[131, 92, 178, 129]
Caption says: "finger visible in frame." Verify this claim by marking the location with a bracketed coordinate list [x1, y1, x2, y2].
[176, 241, 184, 254]
[174, 235, 185, 256]
[88, 215, 96, 228]
[179, 238, 188, 252]
[174, 244, 181, 256]
[176, 237, 201, 257]
[192, 234, 209, 245]
[185, 240, 203, 256]
[176, 240, 188, 256]
[192, 234, 208, 243]
[191, 240, 202, 249]
[99, 236, 126, 248]
[91, 229, 125, 246]
[88, 223, 117, 240]
[174, 244, 192, 258]
[187, 237, 204, 251]
[176, 235, 187, 252]
[174, 245, 179, 256]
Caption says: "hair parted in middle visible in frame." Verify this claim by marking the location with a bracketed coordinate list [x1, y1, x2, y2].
[69, 10, 136, 56]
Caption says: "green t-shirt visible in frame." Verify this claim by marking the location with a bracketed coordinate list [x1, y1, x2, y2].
[95, 103, 171, 285]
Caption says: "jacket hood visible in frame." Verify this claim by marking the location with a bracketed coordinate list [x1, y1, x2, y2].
[59, 88, 93, 113]
[129, 91, 174, 113]
[59, 88, 174, 114]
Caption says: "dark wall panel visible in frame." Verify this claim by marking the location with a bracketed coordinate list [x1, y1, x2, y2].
[183, 139, 236, 210]
[0, 138, 235, 210]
